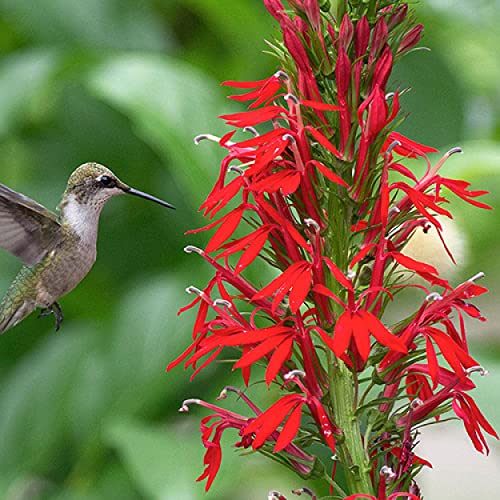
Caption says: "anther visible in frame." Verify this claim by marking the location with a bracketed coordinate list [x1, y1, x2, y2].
[214, 299, 232, 308]
[268, 491, 285, 500]
[184, 245, 203, 255]
[411, 398, 423, 408]
[469, 272, 485, 282]
[194, 134, 221, 145]
[228, 165, 244, 175]
[388, 206, 401, 215]
[284, 93, 299, 104]
[385, 140, 402, 155]
[274, 70, 289, 81]
[426, 292, 442, 302]
[283, 133, 296, 143]
[380, 465, 396, 480]
[243, 126, 259, 137]
[385, 92, 395, 100]
[179, 398, 201, 412]
[466, 365, 489, 377]
[292, 487, 316, 498]
[304, 218, 320, 231]
[446, 146, 463, 157]
[347, 269, 356, 280]
[284, 369, 306, 380]
[185, 286, 203, 296]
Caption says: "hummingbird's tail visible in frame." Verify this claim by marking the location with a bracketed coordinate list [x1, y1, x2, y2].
[0, 269, 37, 335]
[0, 295, 36, 335]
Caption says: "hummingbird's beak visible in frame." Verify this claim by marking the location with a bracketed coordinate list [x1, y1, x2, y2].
[123, 186, 175, 209]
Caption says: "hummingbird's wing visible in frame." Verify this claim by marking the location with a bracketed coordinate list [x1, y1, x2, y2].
[0, 183, 63, 267]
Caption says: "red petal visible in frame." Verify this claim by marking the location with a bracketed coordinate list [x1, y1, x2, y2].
[235, 229, 270, 273]
[288, 265, 313, 312]
[391, 251, 439, 276]
[308, 160, 348, 186]
[350, 312, 371, 361]
[274, 402, 303, 452]
[266, 337, 294, 385]
[360, 310, 407, 354]
[305, 126, 343, 159]
[332, 311, 353, 356]
[300, 99, 341, 111]
[234, 334, 288, 368]
[205, 207, 246, 253]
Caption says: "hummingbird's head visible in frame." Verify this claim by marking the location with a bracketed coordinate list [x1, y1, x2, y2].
[63, 162, 175, 210]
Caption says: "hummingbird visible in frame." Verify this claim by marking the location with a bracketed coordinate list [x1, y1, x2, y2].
[0, 162, 175, 335]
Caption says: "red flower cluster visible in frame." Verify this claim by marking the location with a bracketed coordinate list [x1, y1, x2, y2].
[168, 1, 496, 496]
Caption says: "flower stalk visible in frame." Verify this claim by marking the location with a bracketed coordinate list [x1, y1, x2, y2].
[168, 1, 497, 497]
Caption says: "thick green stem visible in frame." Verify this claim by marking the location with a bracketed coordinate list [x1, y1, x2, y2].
[329, 359, 373, 495]
[325, 185, 373, 495]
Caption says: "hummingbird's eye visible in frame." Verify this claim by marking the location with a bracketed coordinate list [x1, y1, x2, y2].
[98, 175, 116, 188]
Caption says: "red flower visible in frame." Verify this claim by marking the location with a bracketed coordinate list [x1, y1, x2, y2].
[170, 2, 495, 495]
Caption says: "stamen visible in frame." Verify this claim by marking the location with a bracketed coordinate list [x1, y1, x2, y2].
[469, 272, 485, 282]
[243, 126, 259, 137]
[380, 465, 396, 480]
[228, 165, 244, 175]
[268, 491, 286, 500]
[446, 146, 463, 157]
[284, 369, 306, 380]
[194, 134, 221, 145]
[214, 299, 232, 308]
[385, 140, 402, 155]
[426, 292, 442, 302]
[292, 487, 316, 498]
[304, 218, 320, 231]
[274, 70, 289, 81]
[284, 93, 299, 104]
[411, 398, 424, 408]
[184, 245, 203, 255]
[185, 286, 203, 296]
[466, 365, 489, 377]
[179, 398, 202, 412]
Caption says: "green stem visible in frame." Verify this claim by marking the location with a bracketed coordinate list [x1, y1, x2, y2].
[325, 181, 373, 495]
[335, 0, 347, 21]
[330, 359, 374, 495]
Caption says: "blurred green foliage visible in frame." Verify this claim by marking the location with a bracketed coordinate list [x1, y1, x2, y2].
[0, 1, 498, 499]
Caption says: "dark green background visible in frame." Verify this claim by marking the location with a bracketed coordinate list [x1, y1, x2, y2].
[0, 1, 498, 498]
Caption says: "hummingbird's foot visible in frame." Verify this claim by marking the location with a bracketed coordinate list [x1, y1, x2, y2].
[37, 302, 64, 331]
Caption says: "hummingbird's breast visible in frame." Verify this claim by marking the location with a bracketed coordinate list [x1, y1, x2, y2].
[33, 227, 98, 307]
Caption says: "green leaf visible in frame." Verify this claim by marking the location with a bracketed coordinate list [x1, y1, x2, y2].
[0, 327, 99, 474]
[104, 418, 201, 499]
[0, 49, 61, 138]
[87, 54, 226, 207]
[0, 0, 167, 50]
